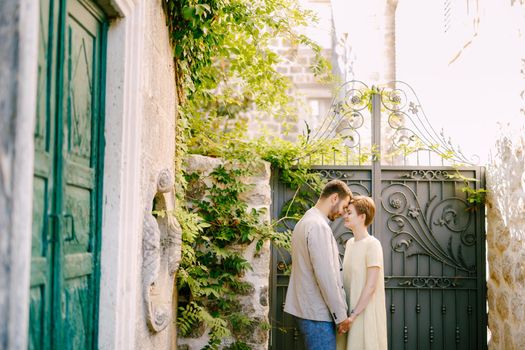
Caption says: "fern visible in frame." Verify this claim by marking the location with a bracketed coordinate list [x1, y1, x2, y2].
[177, 302, 202, 336]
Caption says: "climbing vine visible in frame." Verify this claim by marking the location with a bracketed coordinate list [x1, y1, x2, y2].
[174, 139, 333, 348]
[163, 0, 331, 154]
[161, 0, 336, 347]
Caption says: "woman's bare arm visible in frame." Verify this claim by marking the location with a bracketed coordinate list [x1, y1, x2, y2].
[337, 266, 380, 334]
[351, 266, 380, 317]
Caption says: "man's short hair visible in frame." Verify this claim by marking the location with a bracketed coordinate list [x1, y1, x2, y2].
[320, 180, 353, 201]
[351, 195, 376, 226]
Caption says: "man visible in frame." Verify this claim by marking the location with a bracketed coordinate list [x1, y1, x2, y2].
[284, 180, 353, 349]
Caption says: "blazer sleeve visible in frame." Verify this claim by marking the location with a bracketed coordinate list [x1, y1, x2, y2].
[306, 222, 348, 323]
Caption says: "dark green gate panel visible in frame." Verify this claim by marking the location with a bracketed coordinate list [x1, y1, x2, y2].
[30, 0, 106, 349]
[380, 168, 486, 350]
[270, 167, 372, 350]
[270, 167, 486, 350]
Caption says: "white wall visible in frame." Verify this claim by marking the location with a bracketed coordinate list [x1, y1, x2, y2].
[99, 0, 145, 348]
[135, 0, 178, 347]
[99, 0, 178, 349]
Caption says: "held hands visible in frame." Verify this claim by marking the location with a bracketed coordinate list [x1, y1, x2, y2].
[337, 314, 356, 334]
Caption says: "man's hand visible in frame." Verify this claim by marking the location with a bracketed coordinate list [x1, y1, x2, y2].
[337, 318, 350, 334]
[337, 315, 356, 334]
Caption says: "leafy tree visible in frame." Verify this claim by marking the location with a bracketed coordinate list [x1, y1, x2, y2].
[164, 0, 331, 153]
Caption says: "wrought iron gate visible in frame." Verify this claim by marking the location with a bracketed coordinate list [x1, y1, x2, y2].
[269, 81, 487, 350]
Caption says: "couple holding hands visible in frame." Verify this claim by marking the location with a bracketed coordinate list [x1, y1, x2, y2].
[284, 180, 387, 350]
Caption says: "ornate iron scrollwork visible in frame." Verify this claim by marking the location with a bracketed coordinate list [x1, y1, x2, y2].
[277, 261, 287, 272]
[382, 182, 475, 272]
[398, 277, 459, 288]
[380, 81, 479, 165]
[310, 80, 371, 164]
[309, 80, 479, 166]
[270, 79, 486, 349]
[400, 170, 451, 180]
[318, 169, 355, 180]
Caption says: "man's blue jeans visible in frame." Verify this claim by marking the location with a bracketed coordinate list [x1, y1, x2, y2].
[295, 317, 336, 350]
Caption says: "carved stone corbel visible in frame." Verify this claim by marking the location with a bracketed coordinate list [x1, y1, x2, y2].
[143, 168, 182, 332]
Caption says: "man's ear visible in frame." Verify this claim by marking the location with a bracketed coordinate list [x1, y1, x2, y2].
[331, 193, 339, 203]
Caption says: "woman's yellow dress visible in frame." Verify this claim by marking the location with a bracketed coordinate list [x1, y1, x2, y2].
[336, 235, 388, 350]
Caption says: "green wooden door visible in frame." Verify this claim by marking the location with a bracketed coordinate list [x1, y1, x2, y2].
[30, 0, 106, 349]
[30, 0, 59, 347]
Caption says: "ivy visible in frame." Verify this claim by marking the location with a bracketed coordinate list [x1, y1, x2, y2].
[447, 170, 488, 211]
[173, 136, 336, 343]
[161, 0, 335, 346]
[175, 153, 295, 348]
[163, 0, 332, 153]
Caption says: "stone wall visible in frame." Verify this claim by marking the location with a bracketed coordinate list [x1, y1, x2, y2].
[134, 0, 181, 349]
[177, 155, 272, 350]
[486, 132, 525, 350]
[0, 1, 38, 349]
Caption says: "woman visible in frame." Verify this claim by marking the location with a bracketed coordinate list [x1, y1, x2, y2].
[336, 195, 387, 350]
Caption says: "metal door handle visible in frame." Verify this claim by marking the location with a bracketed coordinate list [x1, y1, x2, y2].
[61, 292, 66, 317]
[63, 213, 78, 243]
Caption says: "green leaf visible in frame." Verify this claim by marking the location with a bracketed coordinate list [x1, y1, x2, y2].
[181, 6, 194, 20]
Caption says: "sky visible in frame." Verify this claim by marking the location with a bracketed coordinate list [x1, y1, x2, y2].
[309, 0, 525, 165]
[395, 0, 525, 165]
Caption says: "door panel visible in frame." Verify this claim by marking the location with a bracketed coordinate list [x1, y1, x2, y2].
[30, 0, 106, 348]
[30, 0, 58, 348]
[380, 169, 483, 350]
[59, 1, 104, 348]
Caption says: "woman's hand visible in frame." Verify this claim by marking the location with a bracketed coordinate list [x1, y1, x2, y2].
[337, 316, 355, 334]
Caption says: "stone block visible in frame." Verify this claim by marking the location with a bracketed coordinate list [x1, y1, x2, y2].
[185, 154, 224, 176]
[495, 290, 510, 319]
[259, 286, 268, 307]
[239, 183, 271, 207]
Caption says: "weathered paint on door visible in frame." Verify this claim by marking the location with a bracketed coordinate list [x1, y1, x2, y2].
[30, 0, 106, 348]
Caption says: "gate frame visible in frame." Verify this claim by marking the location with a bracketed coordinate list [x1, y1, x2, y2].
[269, 84, 487, 350]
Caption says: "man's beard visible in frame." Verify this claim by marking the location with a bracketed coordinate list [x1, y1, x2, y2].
[327, 213, 338, 221]
[327, 201, 342, 221]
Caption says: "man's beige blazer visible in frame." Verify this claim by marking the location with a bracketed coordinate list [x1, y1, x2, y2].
[284, 207, 348, 323]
